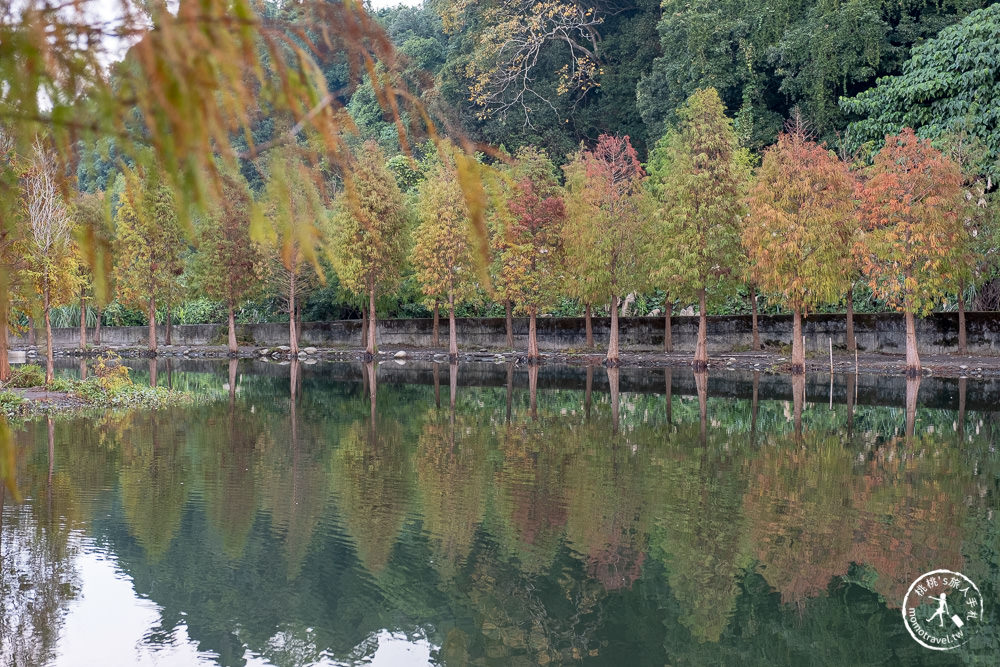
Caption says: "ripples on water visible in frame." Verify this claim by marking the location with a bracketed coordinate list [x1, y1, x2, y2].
[1, 359, 998, 666]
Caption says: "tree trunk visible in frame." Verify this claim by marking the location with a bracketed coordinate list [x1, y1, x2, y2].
[79, 288, 87, 350]
[227, 302, 238, 355]
[147, 295, 157, 353]
[295, 298, 303, 347]
[528, 306, 539, 361]
[505, 299, 514, 349]
[904, 310, 920, 376]
[584, 303, 594, 348]
[94, 305, 102, 345]
[0, 323, 8, 382]
[367, 282, 377, 358]
[43, 281, 54, 385]
[663, 295, 672, 352]
[165, 302, 172, 345]
[288, 270, 298, 356]
[432, 301, 440, 347]
[28, 316, 36, 346]
[448, 292, 458, 361]
[606, 294, 620, 365]
[361, 307, 368, 347]
[750, 286, 760, 351]
[846, 287, 856, 353]
[693, 288, 708, 370]
[791, 308, 805, 374]
[958, 287, 967, 355]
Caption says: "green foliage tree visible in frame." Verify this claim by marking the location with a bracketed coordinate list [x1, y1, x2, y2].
[650, 89, 747, 369]
[412, 149, 479, 360]
[856, 129, 967, 374]
[331, 141, 409, 358]
[113, 170, 185, 353]
[743, 120, 856, 373]
[190, 167, 265, 355]
[842, 3, 1000, 180]
[563, 134, 649, 364]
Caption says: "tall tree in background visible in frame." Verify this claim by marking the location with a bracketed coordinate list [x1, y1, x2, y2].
[0, 128, 28, 381]
[652, 88, 747, 370]
[23, 138, 79, 384]
[72, 192, 113, 350]
[563, 134, 649, 365]
[191, 167, 265, 355]
[743, 119, 856, 374]
[496, 147, 565, 361]
[253, 148, 328, 356]
[856, 129, 966, 375]
[412, 151, 479, 361]
[331, 141, 409, 359]
[114, 171, 185, 354]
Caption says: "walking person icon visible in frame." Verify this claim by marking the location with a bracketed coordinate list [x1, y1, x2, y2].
[927, 593, 950, 628]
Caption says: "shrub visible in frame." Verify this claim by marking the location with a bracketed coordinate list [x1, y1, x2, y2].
[7, 364, 45, 388]
[94, 351, 132, 393]
[0, 390, 24, 416]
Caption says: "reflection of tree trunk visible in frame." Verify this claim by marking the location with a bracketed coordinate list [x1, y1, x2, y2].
[290, 359, 300, 404]
[791, 308, 804, 374]
[904, 310, 921, 376]
[664, 368, 673, 424]
[505, 363, 513, 424]
[958, 376, 966, 439]
[528, 306, 539, 360]
[228, 358, 238, 406]
[791, 374, 805, 442]
[958, 287, 967, 355]
[694, 288, 708, 370]
[528, 363, 538, 420]
[663, 295, 672, 352]
[95, 305, 102, 345]
[449, 361, 457, 412]
[846, 373, 856, 436]
[584, 365, 593, 420]
[44, 279, 54, 385]
[47, 416, 54, 488]
[79, 287, 87, 350]
[366, 361, 377, 424]
[905, 375, 921, 438]
[695, 371, 708, 444]
[448, 292, 458, 361]
[846, 287, 856, 353]
[433, 363, 441, 409]
[432, 301, 440, 348]
[584, 302, 594, 348]
[79, 358, 87, 381]
[505, 299, 513, 349]
[607, 294, 620, 365]
[750, 286, 761, 351]
[750, 371, 759, 437]
[607, 366, 620, 434]
[148, 358, 157, 387]
[166, 358, 173, 390]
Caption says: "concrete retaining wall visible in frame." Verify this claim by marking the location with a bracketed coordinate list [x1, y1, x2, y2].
[11, 311, 1000, 355]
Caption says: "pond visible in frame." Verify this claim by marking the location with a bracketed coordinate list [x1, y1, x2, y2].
[2, 360, 998, 665]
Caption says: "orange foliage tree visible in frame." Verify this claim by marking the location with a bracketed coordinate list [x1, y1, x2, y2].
[562, 134, 649, 365]
[856, 129, 966, 374]
[744, 121, 856, 373]
[495, 147, 565, 361]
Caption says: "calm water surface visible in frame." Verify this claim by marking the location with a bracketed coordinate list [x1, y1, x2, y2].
[2, 360, 998, 666]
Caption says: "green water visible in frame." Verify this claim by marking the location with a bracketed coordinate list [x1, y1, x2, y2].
[2, 360, 998, 666]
